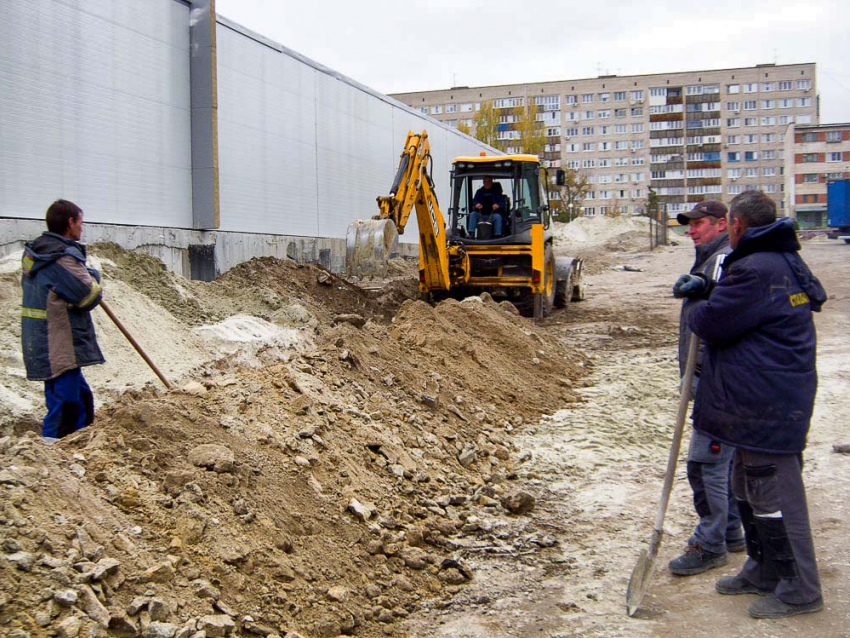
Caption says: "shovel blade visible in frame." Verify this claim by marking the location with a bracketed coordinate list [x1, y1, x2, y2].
[625, 529, 663, 617]
[345, 218, 399, 279]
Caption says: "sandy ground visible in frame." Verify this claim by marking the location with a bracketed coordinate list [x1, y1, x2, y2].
[1, 222, 847, 638]
[402, 239, 850, 638]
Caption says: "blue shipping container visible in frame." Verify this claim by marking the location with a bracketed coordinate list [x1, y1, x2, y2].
[827, 179, 850, 229]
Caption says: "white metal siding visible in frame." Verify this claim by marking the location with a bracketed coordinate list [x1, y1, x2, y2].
[0, 0, 193, 226]
[216, 21, 496, 240]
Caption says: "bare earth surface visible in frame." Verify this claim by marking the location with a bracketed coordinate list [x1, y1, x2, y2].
[403, 238, 850, 638]
[0, 220, 847, 638]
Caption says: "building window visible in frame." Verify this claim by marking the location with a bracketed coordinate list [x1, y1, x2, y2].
[564, 95, 577, 105]
[615, 140, 629, 150]
[582, 142, 596, 151]
[582, 159, 596, 168]
[614, 91, 627, 101]
[761, 99, 775, 109]
[583, 111, 595, 120]
[727, 101, 740, 111]
[582, 93, 594, 103]
[598, 109, 611, 119]
[727, 118, 741, 128]
[598, 158, 612, 167]
[460, 103, 473, 112]
[745, 151, 758, 161]
[418, 106, 428, 114]
[564, 127, 579, 137]
[764, 184, 776, 193]
[728, 152, 741, 162]
[803, 173, 819, 183]
[779, 98, 794, 108]
[631, 123, 644, 133]
[743, 83, 758, 93]
[581, 126, 595, 135]
[727, 135, 740, 144]
[631, 140, 644, 149]
[762, 150, 777, 160]
[745, 167, 759, 178]
[631, 107, 643, 116]
[797, 115, 813, 124]
[827, 172, 844, 180]
[797, 97, 812, 107]
[546, 127, 561, 137]
[632, 156, 645, 166]
[599, 141, 611, 151]
[762, 82, 775, 92]
[631, 90, 644, 101]
[728, 185, 743, 194]
[801, 153, 819, 163]
[599, 92, 610, 102]
[796, 79, 812, 90]
[762, 133, 776, 143]
[613, 108, 626, 117]
[762, 167, 777, 178]
[744, 117, 758, 126]
[727, 84, 740, 94]
[431, 105, 443, 114]
[828, 152, 843, 162]
[650, 87, 667, 97]
[761, 116, 776, 126]
[778, 81, 793, 91]
[728, 168, 742, 178]
[743, 100, 758, 110]
[744, 134, 758, 144]
[445, 104, 457, 113]
[827, 131, 843, 143]
[779, 115, 794, 125]
[801, 132, 818, 143]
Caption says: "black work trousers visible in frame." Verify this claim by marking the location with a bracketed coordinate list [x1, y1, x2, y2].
[731, 449, 822, 605]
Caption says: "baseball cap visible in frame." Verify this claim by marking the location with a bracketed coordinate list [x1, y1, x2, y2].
[676, 200, 728, 226]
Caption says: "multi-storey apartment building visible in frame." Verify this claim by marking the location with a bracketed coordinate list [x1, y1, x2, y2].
[391, 63, 818, 219]
[783, 122, 850, 227]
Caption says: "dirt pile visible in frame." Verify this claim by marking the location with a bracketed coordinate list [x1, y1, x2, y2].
[0, 245, 586, 638]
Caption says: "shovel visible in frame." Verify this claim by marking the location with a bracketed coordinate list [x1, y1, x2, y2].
[625, 333, 700, 616]
[100, 300, 173, 390]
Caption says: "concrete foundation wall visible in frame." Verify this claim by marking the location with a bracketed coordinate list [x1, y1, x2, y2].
[0, 219, 417, 280]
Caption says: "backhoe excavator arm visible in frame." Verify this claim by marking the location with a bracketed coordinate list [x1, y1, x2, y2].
[376, 130, 451, 292]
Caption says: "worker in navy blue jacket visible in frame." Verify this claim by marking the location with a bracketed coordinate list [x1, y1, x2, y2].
[21, 200, 104, 439]
[674, 190, 826, 619]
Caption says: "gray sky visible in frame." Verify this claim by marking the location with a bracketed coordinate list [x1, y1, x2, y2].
[215, 0, 850, 123]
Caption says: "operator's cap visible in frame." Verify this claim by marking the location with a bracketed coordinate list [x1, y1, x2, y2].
[676, 200, 728, 226]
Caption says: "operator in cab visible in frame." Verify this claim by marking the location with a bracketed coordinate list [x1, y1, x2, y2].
[468, 176, 506, 237]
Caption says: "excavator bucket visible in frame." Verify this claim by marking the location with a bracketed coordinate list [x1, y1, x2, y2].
[345, 218, 399, 279]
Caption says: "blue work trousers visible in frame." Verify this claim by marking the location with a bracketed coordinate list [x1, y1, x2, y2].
[687, 428, 744, 553]
[43, 368, 94, 439]
[468, 210, 503, 236]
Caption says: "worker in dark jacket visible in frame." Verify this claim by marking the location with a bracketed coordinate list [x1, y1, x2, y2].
[21, 199, 104, 439]
[668, 200, 744, 577]
[676, 190, 826, 619]
[469, 176, 506, 236]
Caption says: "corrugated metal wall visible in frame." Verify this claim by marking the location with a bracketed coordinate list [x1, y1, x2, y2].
[215, 19, 496, 239]
[0, 0, 194, 226]
[0, 1, 496, 239]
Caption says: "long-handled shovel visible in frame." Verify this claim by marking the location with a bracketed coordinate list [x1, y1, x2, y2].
[100, 300, 173, 390]
[625, 333, 700, 616]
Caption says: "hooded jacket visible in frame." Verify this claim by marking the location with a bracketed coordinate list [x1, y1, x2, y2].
[687, 218, 827, 453]
[21, 232, 104, 381]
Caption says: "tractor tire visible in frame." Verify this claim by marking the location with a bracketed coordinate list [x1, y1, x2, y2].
[554, 278, 569, 308]
[534, 248, 557, 319]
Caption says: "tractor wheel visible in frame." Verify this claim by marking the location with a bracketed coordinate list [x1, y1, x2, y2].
[534, 248, 557, 319]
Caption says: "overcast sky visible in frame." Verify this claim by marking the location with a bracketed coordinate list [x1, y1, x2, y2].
[215, 0, 850, 123]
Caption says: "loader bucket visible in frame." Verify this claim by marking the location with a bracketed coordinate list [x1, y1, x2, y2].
[345, 218, 399, 279]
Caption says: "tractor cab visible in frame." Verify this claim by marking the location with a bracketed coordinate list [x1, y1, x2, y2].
[448, 156, 559, 244]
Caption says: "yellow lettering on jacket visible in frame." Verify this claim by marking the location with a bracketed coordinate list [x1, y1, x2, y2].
[789, 292, 809, 307]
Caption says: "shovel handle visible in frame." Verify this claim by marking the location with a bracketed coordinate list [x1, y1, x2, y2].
[653, 333, 700, 533]
[99, 300, 173, 390]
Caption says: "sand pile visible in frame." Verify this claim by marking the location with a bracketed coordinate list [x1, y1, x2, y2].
[0, 245, 587, 638]
[553, 215, 650, 251]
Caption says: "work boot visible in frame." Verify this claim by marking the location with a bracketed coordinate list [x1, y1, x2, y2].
[715, 574, 771, 596]
[748, 594, 823, 619]
[726, 537, 747, 553]
[668, 543, 728, 576]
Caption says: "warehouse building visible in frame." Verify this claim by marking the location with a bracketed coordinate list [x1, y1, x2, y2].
[391, 63, 818, 219]
[0, 0, 495, 278]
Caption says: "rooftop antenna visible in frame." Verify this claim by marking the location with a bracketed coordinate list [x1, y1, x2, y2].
[596, 61, 602, 76]
[773, 48, 778, 64]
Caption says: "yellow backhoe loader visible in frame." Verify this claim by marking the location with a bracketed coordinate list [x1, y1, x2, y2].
[346, 130, 583, 318]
